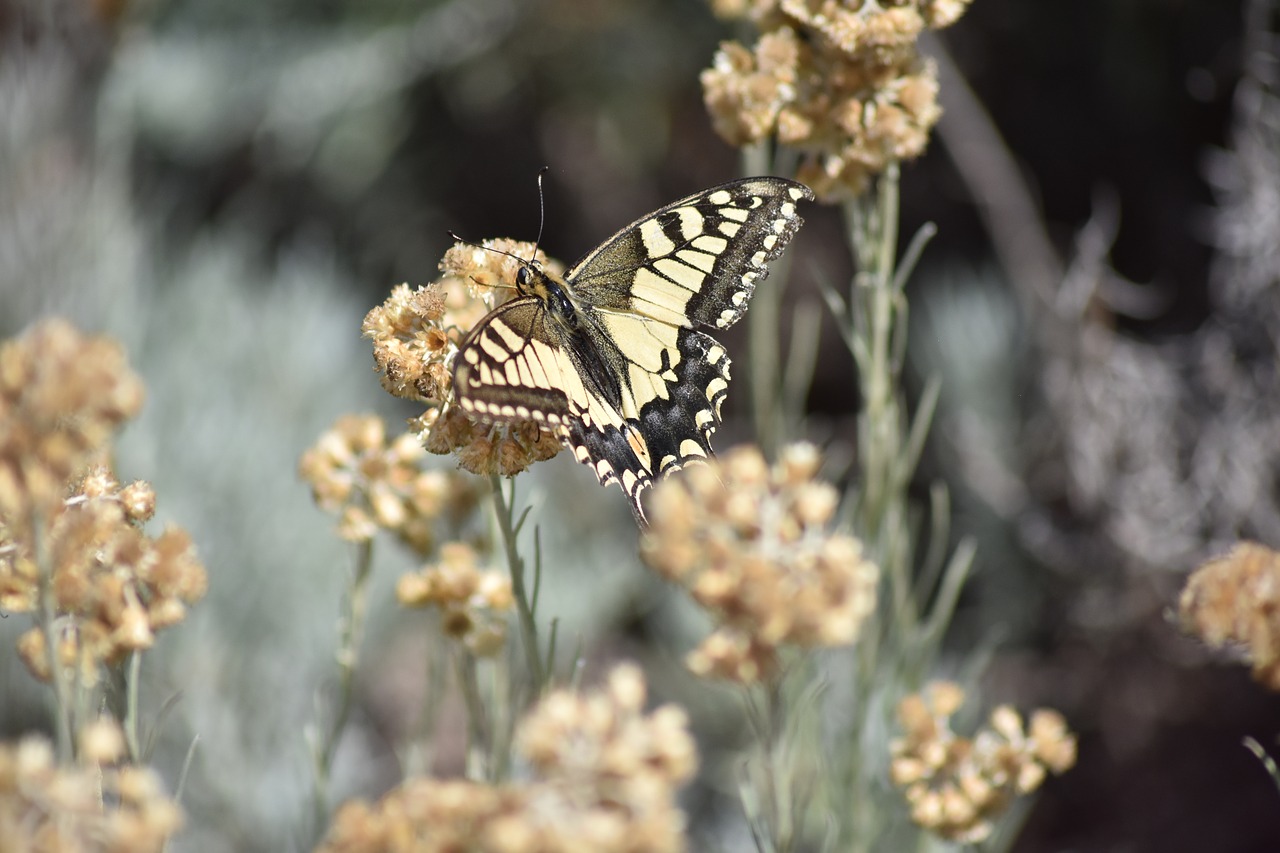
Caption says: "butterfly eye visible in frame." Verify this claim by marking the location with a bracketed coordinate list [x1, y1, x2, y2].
[516, 266, 532, 289]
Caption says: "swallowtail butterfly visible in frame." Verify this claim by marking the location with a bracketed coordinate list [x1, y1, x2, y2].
[453, 177, 812, 524]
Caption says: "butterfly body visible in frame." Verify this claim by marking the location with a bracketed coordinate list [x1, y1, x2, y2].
[453, 177, 812, 524]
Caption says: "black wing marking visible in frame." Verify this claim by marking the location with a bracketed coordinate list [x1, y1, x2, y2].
[566, 177, 812, 330]
[565, 327, 732, 523]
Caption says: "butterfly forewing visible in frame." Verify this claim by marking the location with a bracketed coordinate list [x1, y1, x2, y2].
[568, 177, 813, 330]
[451, 177, 812, 524]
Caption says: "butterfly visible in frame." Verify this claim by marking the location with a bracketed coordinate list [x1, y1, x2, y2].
[452, 176, 812, 525]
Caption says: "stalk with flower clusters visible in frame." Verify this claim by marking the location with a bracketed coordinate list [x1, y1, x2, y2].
[0, 318, 202, 850]
[696, 1, 1079, 849]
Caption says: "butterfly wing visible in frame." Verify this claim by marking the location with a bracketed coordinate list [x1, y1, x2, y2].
[566, 177, 813, 329]
[560, 178, 811, 519]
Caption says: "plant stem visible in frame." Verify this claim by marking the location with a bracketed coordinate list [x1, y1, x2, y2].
[312, 536, 374, 828]
[489, 475, 545, 690]
[32, 509, 73, 762]
[124, 651, 142, 761]
[454, 646, 492, 780]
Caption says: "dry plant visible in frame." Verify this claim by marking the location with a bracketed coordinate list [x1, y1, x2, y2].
[336, 3, 1080, 852]
[0, 319, 200, 850]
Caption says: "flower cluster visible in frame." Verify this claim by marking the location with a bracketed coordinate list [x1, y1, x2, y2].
[702, 0, 972, 200]
[316, 664, 697, 853]
[889, 681, 1078, 843]
[0, 318, 145, 534]
[2, 468, 208, 684]
[299, 413, 485, 555]
[0, 722, 183, 852]
[640, 443, 879, 683]
[1179, 541, 1280, 690]
[396, 542, 513, 656]
[0, 320, 206, 685]
[362, 240, 566, 477]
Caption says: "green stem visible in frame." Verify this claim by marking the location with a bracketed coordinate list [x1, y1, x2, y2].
[32, 509, 73, 762]
[124, 651, 141, 761]
[312, 536, 374, 829]
[489, 475, 545, 690]
[454, 646, 492, 780]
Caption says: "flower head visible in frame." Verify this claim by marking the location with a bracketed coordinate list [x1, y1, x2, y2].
[299, 413, 485, 554]
[364, 241, 567, 477]
[396, 541, 514, 656]
[1180, 541, 1280, 690]
[0, 727, 183, 852]
[4, 474, 208, 684]
[701, 0, 970, 200]
[0, 318, 144, 536]
[317, 664, 697, 853]
[889, 682, 1078, 843]
[641, 442, 879, 683]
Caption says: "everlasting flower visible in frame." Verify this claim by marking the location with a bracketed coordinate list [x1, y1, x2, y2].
[299, 413, 485, 555]
[0, 318, 144, 538]
[396, 541, 514, 655]
[640, 443, 879, 683]
[316, 664, 697, 853]
[701, 0, 970, 200]
[364, 241, 566, 477]
[3, 474, 208, 684]
[0, 320, 205, 685]
[0, 727, 183, 852]
[889, 681, 1078, 843]
[1180, 541, 1280, 690]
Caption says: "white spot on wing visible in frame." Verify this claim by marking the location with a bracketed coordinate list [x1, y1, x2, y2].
[691, 235, 728, 254]
[640, 218, 675, 257]
[677, 249, 716, 273]
[675, 207, 704, 241]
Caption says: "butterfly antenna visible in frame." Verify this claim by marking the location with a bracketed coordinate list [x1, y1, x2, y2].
[532, 165, 549, 259]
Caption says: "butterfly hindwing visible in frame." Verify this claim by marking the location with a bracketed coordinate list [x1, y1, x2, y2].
[453, 298, 577, 427]
[450, 177, 811, 524]
[564, 324, 732, 510]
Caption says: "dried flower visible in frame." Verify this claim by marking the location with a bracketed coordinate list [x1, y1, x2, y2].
[364, 241, 566, 477]
[299, 413, 484, 555]
[1180, 541, 1280, 690]
[889, 681, 1077, 843]
[0, 318, 144, 536]
[640, 443, 879, 683]
[0, 320, 205, 685]
[0, 729, 183, 852]
[316, 664, 697, 853]
[3, 474, 208, 684]
[396, 541, 513, 655]
[701, 0, 970, 200]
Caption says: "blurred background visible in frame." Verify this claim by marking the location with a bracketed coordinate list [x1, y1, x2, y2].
[2, 0, 1280, 850]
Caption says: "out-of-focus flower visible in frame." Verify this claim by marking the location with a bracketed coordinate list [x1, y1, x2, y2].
[363, 241, 565, 477]
[641, 442, 879, 683]
[0, 726, 183, 852]
[0, 318, 144, 536]
[4, 475, 207, 684]
[701, 0, 970, 200]
[1180, 541, 1280, 690]
[889, 681, 1078, 843]
[299, 413, 485, 555]
[316, 664, 697, 853]
[0, 321, 205, 685]
[396, 541, 513, 656]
